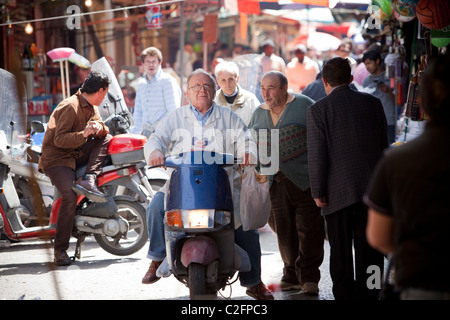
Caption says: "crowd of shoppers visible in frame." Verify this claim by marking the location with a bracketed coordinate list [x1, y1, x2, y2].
[42, 38, 449, 301]
[133, 39, 391, 300]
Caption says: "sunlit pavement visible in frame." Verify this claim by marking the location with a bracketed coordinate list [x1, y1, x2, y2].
[0, 225, 333, 300]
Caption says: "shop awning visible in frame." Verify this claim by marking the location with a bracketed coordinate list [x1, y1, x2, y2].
[234, 0, 371, 14]
[316, 21, 358, 37]
[287, 31, 342, 51]
[262, 7, 335, 23]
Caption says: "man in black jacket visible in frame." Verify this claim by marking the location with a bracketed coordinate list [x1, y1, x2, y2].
[306, 57, 388, 300]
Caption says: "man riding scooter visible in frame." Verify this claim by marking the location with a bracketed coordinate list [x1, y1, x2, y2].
[39, 70, 112, 266]
[141, 69, 274, 300]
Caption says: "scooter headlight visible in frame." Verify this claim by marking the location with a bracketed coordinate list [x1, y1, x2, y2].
[184, 209, 214, 228]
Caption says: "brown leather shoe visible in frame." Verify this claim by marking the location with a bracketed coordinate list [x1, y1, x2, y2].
[301, 282, 319, 296]
[246, 282, 274, 300]
[72, 175, 107, 203]
[54, 250, 72, 266]
[142, 260, 162, 284]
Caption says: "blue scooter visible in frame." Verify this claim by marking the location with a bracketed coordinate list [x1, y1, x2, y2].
[159, 151, 251, 299]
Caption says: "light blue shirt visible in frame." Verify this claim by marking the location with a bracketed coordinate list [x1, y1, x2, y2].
[362, 73, 396, 126]
[190, 104, 214, 126]
[131, 68, 182, 134]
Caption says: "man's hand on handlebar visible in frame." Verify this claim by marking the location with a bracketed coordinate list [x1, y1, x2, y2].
[149, 149, 166, 169]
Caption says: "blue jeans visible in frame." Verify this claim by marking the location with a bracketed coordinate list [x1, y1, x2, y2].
[146, 191, 262, 287]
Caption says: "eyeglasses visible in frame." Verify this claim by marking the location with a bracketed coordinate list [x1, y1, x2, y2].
[144, 60, 160, 65]
[188, 83, 212, 92]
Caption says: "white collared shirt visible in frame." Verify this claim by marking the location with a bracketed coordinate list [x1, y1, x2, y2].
[131, 68, 182, 134]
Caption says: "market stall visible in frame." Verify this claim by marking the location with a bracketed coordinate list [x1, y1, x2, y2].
[367, 0, 450, 144]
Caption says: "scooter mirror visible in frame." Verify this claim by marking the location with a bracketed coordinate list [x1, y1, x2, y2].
[30, 121, 45, 133]
[108, 92, 119, 103]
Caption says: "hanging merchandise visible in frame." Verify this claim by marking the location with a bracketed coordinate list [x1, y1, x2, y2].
[393, 0, 418, 22]
[431, 37, 450, 47]
[373, 0, 394, 21]
[416, 0, 450, 30]
[384, 46, 397, 88]
[395, 45, 408, 105]
[405, 56, 426, 121]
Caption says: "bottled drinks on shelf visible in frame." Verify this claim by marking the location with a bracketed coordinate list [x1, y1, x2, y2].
[22, 45, 30, 70]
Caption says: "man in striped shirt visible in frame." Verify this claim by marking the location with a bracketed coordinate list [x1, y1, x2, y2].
[131, 47, 182, 137]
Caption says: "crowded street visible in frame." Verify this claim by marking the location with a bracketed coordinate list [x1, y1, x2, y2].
[1, 0, 450, 307]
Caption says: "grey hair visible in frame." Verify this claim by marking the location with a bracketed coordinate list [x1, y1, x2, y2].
[214, 60, 239, 78]
[187, 69, 217, 93]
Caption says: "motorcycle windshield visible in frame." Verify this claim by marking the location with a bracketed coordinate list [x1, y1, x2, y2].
[0, 68, 28, 146]
[90, 57, 134, 128]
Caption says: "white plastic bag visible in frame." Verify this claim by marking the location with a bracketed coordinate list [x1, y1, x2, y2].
[240, 166, 271, 231]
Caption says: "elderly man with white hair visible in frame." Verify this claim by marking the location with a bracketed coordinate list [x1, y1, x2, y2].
[214, 60, 261, 126]
[140, 69, 274, 300]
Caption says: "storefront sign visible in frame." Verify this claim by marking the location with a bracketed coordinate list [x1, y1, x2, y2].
[203, 14, 218, 43]
[146, 0, 162, 29]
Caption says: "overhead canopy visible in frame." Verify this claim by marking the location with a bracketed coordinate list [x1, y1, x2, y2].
[263, 7, 335, 23]
[287, 31, 342, 51]
[236, 0, 371, 14]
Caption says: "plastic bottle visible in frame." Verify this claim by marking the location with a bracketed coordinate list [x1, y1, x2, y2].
[30, 43, 38, 71]
[22, 45, 30, 70]
[27, 44, 35, 71]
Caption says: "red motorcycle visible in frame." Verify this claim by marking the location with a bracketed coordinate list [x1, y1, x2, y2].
[0, 133, 150, 260]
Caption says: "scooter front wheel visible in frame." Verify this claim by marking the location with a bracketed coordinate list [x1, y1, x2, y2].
[94, 198, 148, 256]
[188, 263, 217, 300]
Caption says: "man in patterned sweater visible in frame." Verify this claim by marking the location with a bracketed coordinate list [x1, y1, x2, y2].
[248, 71, 325, 295]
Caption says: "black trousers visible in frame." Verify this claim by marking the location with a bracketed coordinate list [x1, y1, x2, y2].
[45, 134, 112, 251]
[325, 202, 384, 300]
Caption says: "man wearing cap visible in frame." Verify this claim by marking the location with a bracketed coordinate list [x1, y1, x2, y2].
[258, 39, 286, 74]
[286, 44, 320, 94]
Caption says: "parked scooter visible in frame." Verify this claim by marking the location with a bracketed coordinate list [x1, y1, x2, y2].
[156, 151, 251, 299]
[2, 57, 168, 226]
[7, 120, 53, 227]
[0, 68, 149, 259]
[11, 117, 167, 226]
[0, 129, 150, 258]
